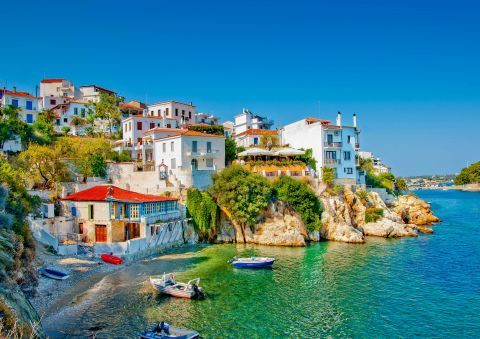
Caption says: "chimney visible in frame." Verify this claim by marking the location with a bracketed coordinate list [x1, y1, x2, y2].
[13, 86, 16, 93]
[336, 111, 342, 127]
[353, 112, 357, 128]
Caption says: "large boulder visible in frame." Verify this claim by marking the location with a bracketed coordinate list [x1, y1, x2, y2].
[362, 218, 418, 238]
[393, 194, 440, 225]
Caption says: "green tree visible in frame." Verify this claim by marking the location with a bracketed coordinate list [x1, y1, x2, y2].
[297, 148, 317, 171]
[71, 116, 86, 136]
[225, 136, 244, 165]
[454, 161, 480, 185]
[272, 176, 322, 231]
[94, 93, 124, 135]
[61, 126, 71, 136]
[395, 178, 408, 192]
[209, 165, 271, 242]
[322, 167, 335, 186]
[186, 189, 218, 241]
[32, 111, 56, 144]
[188, 124, 224, 136]
[0, 105, 33, 150]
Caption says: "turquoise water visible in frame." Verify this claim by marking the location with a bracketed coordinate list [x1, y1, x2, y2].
[44, 190, 480, 337]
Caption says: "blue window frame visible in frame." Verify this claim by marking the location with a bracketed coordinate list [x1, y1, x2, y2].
[26, 114, 33, 123]
[192, 141, 197, 153]
[26, 101, 32, 110]
[12, 99, 18, 107]
[253, 137, 259, 145]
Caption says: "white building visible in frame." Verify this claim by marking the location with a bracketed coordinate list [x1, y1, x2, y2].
[358, 151, 391, 174]
[235, 129, 279, 148]
[0, 88, 39, 124]
[234, 108, 274, 135]
[40, 78, 82, 99]
[194, 112, 219, 126]
[51, 99, 90, 135]
[146, 101, 196, 127]
[280, 113, 363, 185]
[79, 85, 116, 103]
[222, 121, 234, 138]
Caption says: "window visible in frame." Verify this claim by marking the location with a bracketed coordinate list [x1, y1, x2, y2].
[151, 110, 154, 116]
[343, 151, 351, 161]
[170, 142, 174, 152]
[50, 99, 56, 105]
[81, 108, 85, 117]
[166, 108, 169, 116]
[26, 101, 32, 110]
[327, 134, 333, 143]
[166, 124, 171, 128]
[74, 107, 78, 115]
[325, 151, 336, 159]
[182, 110, 185, 116]
[158, 109, 161, 116]
[171, 158, 176, 169]
[12, 99, 18, 107]
[130, 204, 139, 219]
[88, 204, 94, 219]
[253, 137, 259, 145]
[26, 114, 33, 124]
[189, 111, 192, 118]
[56, 87, 60, 92]
[206, 159, 213, 167]
[347, 136, 351, 143]
[137, 122, 142, 130]
[345, 167, 353, 174]
[192, 141, 197, 153]
[150, 122, 155, 129]
[175, 108, 178, 116]
[207, 141, 212, 153]
[162, 143, 166, 152]
[110, 203, 116, 219]
[63, 118, 68, 123]
[56, 119, 60, 126]
[137, 138, 142, 145]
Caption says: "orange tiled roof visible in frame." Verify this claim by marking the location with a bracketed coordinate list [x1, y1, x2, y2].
[120, 103, 144, 111]
[1, 89, 36, 99]
[235, 129, 277, 137]
[69, 98, 89, 104]
[40, 78, 64, 83]
[62, 185, 177, 203]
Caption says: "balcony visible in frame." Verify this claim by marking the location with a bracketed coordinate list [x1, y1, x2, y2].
[355, 143, 360, 149]
[187, 149, 220, 157]
[324, 142, 342, 148]
[324, 159, 341, 166]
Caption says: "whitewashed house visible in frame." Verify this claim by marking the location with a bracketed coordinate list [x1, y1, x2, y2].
[0, 88, 39, 124]
[235, 129, 279, 148]
[194, 112, 219, 126]
[79, 85, 116, 102]
[222, 121, 234, 138]
[234, 108, 274, 135]
[280, 113, 363, 185]
[147, 101, 196, 127]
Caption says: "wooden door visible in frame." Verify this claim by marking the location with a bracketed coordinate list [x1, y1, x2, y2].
[95, 225, 107, 242]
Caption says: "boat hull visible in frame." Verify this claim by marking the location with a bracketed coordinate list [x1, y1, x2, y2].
[40, 268, 69, 280]
[100, 254, 123, 265]
[233, 260, 275, 268]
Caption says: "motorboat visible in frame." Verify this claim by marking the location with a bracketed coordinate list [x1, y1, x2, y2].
[39, 268, 69, 280]
[227, 256, 275, 268]
[150, 273, 204, 299]
[139, 322, 199, 339]
[100, 253, 123, 265]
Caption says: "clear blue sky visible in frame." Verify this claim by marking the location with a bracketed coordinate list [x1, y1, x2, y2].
[1, 0, 479, 176]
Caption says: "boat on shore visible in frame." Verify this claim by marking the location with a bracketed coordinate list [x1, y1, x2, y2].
[228, 256, 275, 268]
[39, 268, 69, 280]
[150, 273, 204, 299]
[140, 321, 199, 338]
[100, 254, 123, 265]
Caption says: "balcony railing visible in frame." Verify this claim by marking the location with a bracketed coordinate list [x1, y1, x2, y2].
[187, 149, 220, 157]
[324, 159, 341, 165]
[324, 142, 342, 148]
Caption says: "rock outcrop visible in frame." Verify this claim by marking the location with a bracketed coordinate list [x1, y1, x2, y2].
[392, 194, 440, 225]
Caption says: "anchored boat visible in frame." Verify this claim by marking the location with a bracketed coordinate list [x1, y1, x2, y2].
[228, 256, 275, 268]
[39, 268, 69, 280]
[140, 322, 199, 339]
[150, 273, 204, 299]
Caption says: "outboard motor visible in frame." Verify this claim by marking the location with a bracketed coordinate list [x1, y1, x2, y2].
[192, 284, 204, 299]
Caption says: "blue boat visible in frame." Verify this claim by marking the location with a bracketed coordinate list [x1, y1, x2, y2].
[39, 268, 69, 280]
[140, 322, 199, 339]
[228, 256, 275, 268]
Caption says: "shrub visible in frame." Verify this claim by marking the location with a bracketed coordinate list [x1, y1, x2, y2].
[322, 167, 335, 186]
[356, 190, 369, 201]
[454, 161, 480, 185]
[186, 189, 218, 240]
[365, 208, 384, 223]
[272, 176, 322, 232]
[188, 124, 224, 136]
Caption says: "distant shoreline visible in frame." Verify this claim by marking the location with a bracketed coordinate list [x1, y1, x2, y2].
[413, 184, 480, 192]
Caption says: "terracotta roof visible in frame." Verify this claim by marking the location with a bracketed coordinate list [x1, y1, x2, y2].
[129, 114, 176, 121]
[1, 89, 36, 99]
[305, 117, 331, 124]
[40, 78, 63, 83]
[70, 98, 89, 104]
[149, 128, 225, 140]
[235, 129, 278, 137]
[62, 185, 177, 203]
[120, 103, 144, 111]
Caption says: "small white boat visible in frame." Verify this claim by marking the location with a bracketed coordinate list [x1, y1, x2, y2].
[227, 256, 275, 268]
[140, 321, 199, 338]
[150, 273, 204, 299]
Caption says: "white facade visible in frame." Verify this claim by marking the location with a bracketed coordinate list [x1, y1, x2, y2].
[194, 112, 219, 126]
[40, 78, 81, 99]
[280, 114, 362, 185]
[223, 121, 234, 138]
[51, 99, 90, 134]
[147, 101, 196, 127]
[235, 129, 278, 148]
[79, 85, 116, 103]
[234, 108, 274, 135]
[0, 88, 39, 124]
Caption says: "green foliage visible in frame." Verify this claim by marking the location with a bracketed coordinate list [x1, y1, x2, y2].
[0, 105, 34, 149]
[366, 171, 396, 193]
[111, 150, 132, 162]
[454, 161, 480, 185]
[186, 189, 218, 240]
[210, 165, 271, 238]
[356, 190, 369, 201]
[322, 167, 335, 186]
[188, 124, 224, 136]
[225, 136, 244, 165]
[359, 158, 373, 172]
[61, 126, 71, 136]
[272, 176, 322, 231]
[32, 111, 56, 144]
[365, 208, 384, 223]
[395, 178, 408, 192]
[248, 160, 305, 167]
[94, 93, 124, 135]
[296, 148, 317, 171]
[87, 153, 107, 178]
[330, 184, 344, 195]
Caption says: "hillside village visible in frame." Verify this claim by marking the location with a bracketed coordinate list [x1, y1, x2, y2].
[2, 77, 403, 258]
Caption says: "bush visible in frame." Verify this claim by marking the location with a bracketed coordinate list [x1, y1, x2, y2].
[322, 167, 335, 186]
[188, 124, 224, 136]
[272, 176, 322, 232]
[356, 190, 369, 201]
[454, 161, 480, 185]
[365, 208, 384, 223]
[186, 189, 218, 240]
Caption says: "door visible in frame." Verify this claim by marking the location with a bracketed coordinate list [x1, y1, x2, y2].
[95, 225, 107, 242]
[327, 134, 333, 144]
[191, 159, 198, 170]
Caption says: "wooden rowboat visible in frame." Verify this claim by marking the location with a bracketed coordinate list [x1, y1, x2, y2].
[39, 268, 69, 280]
[100, 254, 123, 265]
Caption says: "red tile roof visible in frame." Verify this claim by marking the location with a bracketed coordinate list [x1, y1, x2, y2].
[61, 185, 177, 203]
[130, 114, 176, 121]
[41, 78, 64, 83]
[149, 128, 225, 139]
[235, 129, 277, 137]
[120, 103, 144, 111]
[1, 89, 36, 99]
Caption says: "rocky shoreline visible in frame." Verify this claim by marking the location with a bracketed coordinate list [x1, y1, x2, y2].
[216, 189, 440, 246]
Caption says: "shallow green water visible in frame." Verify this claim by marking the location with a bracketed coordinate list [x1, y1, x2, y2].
[44, 190, 480, 338]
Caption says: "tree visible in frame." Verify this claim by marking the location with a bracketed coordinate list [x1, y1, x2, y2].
[94, 93, 124, 135]
[186, 189, 218, 241]
[259, 134, 279, 150]
[61, 126, 71, 136]
[322, 167, 335, 186]
[84, 101, 97, 137]
[455, 161, 480, 185]
[209, 165, 271, 242]
[272, 176, 322, 231]
[0, 105, 33, 150]
[32, 111, 56, 144]
[297, 148, 317, 171]
[225, 136, 244, 165]
[188, 124, 224, 136]
[18, 144, 69, 189]
[395, 178, 408, 192]
[70, 116, 86, 136]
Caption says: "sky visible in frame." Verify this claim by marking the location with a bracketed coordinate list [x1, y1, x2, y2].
[1, 0, 479, 176]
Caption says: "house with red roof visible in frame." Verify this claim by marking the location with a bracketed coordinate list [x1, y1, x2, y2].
[61, 185, 182, 249]
[234, 128, 279, 148]
[0, 87, 39, 124]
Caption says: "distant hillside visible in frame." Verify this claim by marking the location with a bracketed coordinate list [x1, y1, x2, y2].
[454, 162, 480, 185]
